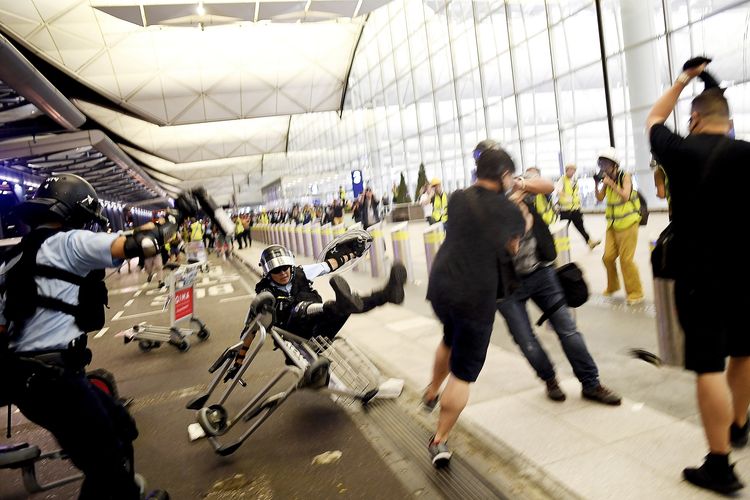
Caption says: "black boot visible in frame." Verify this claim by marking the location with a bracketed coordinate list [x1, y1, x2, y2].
[361, 263, 408, 312]
[328, 276, 363, 315]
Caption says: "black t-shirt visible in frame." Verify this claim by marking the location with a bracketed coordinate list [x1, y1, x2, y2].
[426, 185, 525, 323]
[650, 124, 750, 285]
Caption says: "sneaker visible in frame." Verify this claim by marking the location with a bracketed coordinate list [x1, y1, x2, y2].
[383, 263, 407, 304]
[683, 457, 743, 495]
[545, 378, 566, 402]
[731, 418, 749, 448]
[329, 276, 364, 314]
[602, 289, 618, 297]
[626, 297, 644, 306]
[428, 436, 452, 468]
[421, 389, 439, 413]
[588, 239, 601, 250]
[582, 385, 621, 406]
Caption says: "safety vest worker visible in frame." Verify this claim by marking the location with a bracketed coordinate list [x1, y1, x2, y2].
[430, 178, 448, 223]
[604, 171, 641, 230]
[190, 219, 204, 241]
[534, 193, 558, 226]
[558, 175, 581, 211]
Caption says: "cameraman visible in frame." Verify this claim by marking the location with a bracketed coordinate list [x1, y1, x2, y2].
[594, 148, 644, 305]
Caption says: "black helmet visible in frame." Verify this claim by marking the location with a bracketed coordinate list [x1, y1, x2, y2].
[17, 173, 107, 229]
[259, 245, 295, 276]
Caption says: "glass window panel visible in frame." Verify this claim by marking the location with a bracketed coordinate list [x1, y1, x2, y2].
[404, 0, 425, 34]
[513, 41, 532, 90]
[602, 0, 665, 53]
[688, 0, 746, 22]
[483, 57, 501, 98]
[424, 10, 449, 52]
[690, 4, 750, 84]
[435, 85, 457, 125]
[417, 100, 437, 131]
[528, 32, 553, 85]
[456, 67, 482, 113]
[446, 0, 474, 38]
[547, 0, 592, 25]
[377, 25, 392, 58]
[408, 26, 429, 64]
[725, 82, 750, 140]
[498, 52, 515, 97]
[560, 120, 611, 172]
[394, 42, 411, 78]
[384, 82, 398, 107]
[451, 30, 479, 77]
[600, 4, 623, 56]
[382, 54, 396, 87]
[401, 102, 418, 137]
[398, 75, 415, 106]
[476, 5, 509, 62]
[431, 43, 454, 89]
[389, 5, 408, 48]
[557, 63, 607, 128]
[551, 6, 600, 75]
[606, 54, 628, 115]
[420, 128, 441, 178]
[412, 60, 432, 98]
[667, 0, 689, 29]
[517, 83, 558, 138]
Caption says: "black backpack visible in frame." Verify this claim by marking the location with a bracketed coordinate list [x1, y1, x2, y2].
[535, 262, 589, 326]
[637, 191, 649, 226]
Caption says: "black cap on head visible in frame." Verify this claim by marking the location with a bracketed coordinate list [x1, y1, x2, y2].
[15, 173, 107, 229]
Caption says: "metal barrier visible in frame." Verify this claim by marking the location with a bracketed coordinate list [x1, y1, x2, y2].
[423, 222, 445, 274]
[295, 224, 305, 257]
[551, 222, 571, 267]
[332, 223, 345, 238]
[302, 222, 312, 257]
[285, 224, 295, 254]
[321, 223, 333, 249]
[390, 222, 412, 280]
[368, 222, 387, 278]
[311, 222, 323, 257]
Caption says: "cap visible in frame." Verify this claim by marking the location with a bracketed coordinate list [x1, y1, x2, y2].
[430, 178, 441, 187]
[597, 147, 619, 165]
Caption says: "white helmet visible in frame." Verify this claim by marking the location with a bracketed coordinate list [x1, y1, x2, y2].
[597, 146, 619, 165]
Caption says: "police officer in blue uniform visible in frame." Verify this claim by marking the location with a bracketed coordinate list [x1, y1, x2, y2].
[0, 174, 170, 499]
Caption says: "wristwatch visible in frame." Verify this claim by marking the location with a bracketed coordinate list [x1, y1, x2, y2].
[676, 72, 691, 85]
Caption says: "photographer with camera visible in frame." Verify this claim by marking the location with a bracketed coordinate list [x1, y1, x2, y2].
[594, 147, 644, 306]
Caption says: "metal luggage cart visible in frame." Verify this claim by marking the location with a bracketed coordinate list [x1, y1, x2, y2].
[186, 292, 401, 456]
[119, 262, 210, 353]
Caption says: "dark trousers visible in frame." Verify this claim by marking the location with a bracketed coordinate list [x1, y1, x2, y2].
[242, 231, 251, 248]
[12, 367, 140, 499]
[559, 209, 591, 243]
[287, 309, 349, 340]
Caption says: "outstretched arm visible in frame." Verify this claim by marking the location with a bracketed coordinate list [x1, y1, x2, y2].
[646, 63, 706, 132]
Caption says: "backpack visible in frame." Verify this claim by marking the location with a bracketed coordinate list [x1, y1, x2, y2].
[535, 262, 589, 326]
[637, 191, 649, 226]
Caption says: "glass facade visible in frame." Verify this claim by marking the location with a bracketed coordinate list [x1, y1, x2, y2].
[286, 0, 750, 206]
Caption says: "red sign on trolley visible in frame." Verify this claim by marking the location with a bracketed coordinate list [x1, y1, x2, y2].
[174, 287, 194, 321]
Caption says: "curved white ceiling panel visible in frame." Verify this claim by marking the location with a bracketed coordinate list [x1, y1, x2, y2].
[0, 1, 369, 125]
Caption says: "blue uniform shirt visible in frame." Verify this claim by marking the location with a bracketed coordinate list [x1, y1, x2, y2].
[0, 229, 122, 352]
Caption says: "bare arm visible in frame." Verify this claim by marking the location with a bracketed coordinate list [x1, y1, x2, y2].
[602, 172, 632, 201]
[654, 169, 667, 199]
[646, 64, 706, 132]
[515, 176, 554, 195]
[595, 182, 607, 202]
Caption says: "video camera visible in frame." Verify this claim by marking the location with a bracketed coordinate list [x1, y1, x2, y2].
[593, 171, 606, 184]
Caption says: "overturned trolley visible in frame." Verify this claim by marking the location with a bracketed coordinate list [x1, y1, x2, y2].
[120, 262, 210, 353]
[186, 292, 402, 456]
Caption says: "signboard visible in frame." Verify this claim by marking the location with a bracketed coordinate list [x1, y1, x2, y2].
[174, 286, 194, 321]
[351, 169, 363, 198]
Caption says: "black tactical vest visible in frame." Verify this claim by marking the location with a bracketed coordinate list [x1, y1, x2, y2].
[255, 266, 322, 328]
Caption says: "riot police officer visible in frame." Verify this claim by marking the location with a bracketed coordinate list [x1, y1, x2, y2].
[0, 174, 170, 499]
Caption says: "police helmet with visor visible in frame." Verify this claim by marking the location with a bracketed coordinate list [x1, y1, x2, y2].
[259, 245, 296, 276]
[16, 173, 107, 229]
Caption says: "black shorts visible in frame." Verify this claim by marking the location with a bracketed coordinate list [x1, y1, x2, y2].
[431, 302, 493, 382]
[675, 280, 750, 373]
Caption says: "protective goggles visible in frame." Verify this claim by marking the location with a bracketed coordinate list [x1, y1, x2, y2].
[270, 265, 292, 274]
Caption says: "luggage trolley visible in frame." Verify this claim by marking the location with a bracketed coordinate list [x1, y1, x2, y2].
[120, 262, 210, 353]
[185, 240, 209, 272]
[185, 292, 401, 456]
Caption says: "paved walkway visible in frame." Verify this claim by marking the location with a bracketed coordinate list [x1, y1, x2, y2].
[239, 212, 750, 499]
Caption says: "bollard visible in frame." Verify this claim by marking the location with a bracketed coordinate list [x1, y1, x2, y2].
[303, 222, 312, 257]
[423, 222, 445, 274]
[295, 223, 305, 257]
[288, 224, 298, 255]
[321, 223, 333, 249]
[347, 223, 365, 272]
[311, 222, 323, 258]
[368, 222, 387, 278]
[550, 222, 571, 267]
[273, 224, 281, 245]
[332, 223, 345, 238]
[390, 222, 413, 281]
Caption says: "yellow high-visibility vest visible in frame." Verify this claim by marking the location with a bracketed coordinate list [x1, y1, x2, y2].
[534, 194, 558, 225]
[605, 172, 641, 230]
[559, 176, 581, 211]
[431, 192, 448, 223]
[190, 221, 204, 241]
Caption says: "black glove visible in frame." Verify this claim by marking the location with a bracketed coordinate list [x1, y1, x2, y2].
[352, 236, 368, 257]
[682, 56, 720, 91]
[223, 363, 240, 383]
[123, 223, 174, 259]
[683, 56, 712, 71]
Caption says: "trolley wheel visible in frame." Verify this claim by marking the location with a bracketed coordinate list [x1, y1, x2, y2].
[138, 340, 155, 352]
[197, 404, 228, 436]
[197, 328, 210, 341]
[177, 340, 190, 352]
